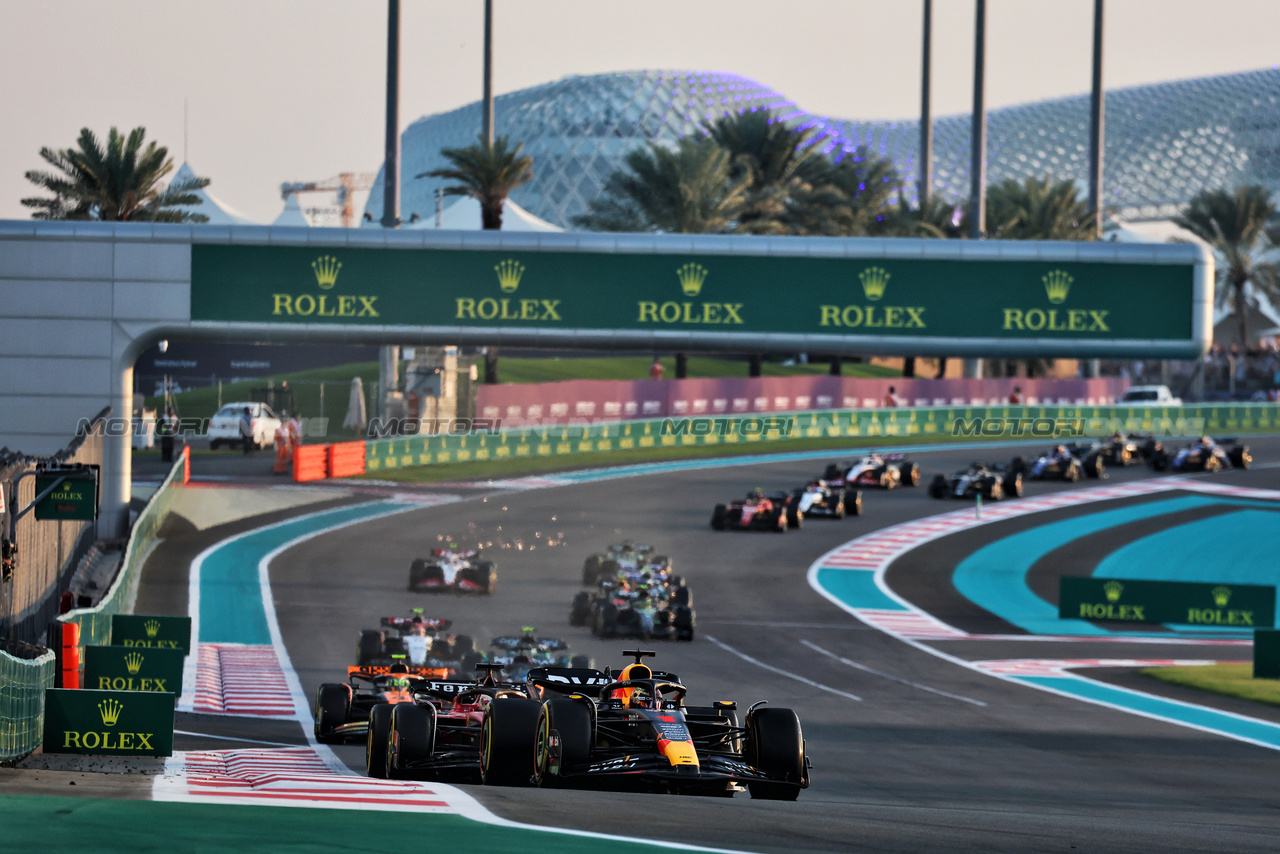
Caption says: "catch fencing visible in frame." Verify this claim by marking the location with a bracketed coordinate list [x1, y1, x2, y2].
[0, 640, 54, 763]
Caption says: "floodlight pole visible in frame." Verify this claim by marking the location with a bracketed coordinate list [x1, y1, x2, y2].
[381, 0, 401, 229]
[1088, 0, 1105, 239]
[919, 0, 933, 208]
[482, 0, 494, 146]
[964, 0, 987, 379]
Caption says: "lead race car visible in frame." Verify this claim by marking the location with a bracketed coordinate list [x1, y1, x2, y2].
[929, 462, 1023, 500]
[408, 545, 496, 594]
[822, 453, 920, 491]
[480, 651, 810, 799]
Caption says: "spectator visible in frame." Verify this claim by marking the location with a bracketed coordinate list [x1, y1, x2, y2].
[882, 385, 900, 408]
[649, 357, 665, 380]
[239, 407, 254, 455]
[157, 407, 176, 463]
[1008, 385, 1024, 405]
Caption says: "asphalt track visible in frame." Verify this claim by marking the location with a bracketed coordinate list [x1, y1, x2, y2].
[228, 436, 1280, 853]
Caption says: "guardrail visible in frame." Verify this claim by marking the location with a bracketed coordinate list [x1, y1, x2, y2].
[0, 641, 55, 764]
[361, 402, 1280, 473]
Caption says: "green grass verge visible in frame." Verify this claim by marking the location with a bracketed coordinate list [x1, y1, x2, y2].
[358, 431, 986, 484]
[1141, 663, 1280, 708]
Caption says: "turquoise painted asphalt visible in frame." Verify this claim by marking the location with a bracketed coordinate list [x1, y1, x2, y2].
[813, 568, 905, 611]
[197, 501, 407, 644]
[951, 495, 1280, 638]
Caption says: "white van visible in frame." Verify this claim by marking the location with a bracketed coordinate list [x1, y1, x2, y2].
[207, 402, 282, 450]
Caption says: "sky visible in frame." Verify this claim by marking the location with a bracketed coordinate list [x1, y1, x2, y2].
[3, 0, 1279, 224]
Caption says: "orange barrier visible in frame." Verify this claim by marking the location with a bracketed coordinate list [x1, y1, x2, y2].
[181, 445, 191, 484]
[328, 442, 366, 479]
[293, 444, 330, 482]
[59, 621, 81, 689]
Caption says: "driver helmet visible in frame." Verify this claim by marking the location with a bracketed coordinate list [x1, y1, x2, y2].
[628, 687, 655, 710]
[1200, 436, 1213, 446]
[1056, 445, 1068, 455]
[610, 662, 652, 704]
[387, 675, 411, 690]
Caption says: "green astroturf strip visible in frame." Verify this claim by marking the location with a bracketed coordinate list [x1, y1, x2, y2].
[0, 795, 718, 854]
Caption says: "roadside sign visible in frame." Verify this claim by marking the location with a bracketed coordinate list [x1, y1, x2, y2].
[1060, 577, 1276, 627]
[33, 471, 98, 521]
[42, 688, 174, 756]
[84, 645, 185, 697]
[110, 615, 193, 655]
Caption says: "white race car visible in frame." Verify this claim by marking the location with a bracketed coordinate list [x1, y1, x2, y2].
[408, 547, 497, 594]
[822, 454, 919, 490]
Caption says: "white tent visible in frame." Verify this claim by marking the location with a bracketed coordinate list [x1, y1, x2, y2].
[171, 162, 258, 225]
[272, 193, 312, 227]
[405, 196, 561, 232]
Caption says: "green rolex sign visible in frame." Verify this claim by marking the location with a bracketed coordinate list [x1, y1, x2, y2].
[42, 688, 174, 756]
[111, 614, 192, 655]
[1060, 577, 1276, 627]
[84, 645, 185, 697]
[33, 471, 98, 521]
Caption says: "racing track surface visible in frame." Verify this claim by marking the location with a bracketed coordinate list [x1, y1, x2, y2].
[265, 437, 1280, 853]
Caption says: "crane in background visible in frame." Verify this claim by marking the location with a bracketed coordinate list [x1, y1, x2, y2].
[280, 172, 376, 228]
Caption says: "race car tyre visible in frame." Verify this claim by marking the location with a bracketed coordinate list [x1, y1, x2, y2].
[314, 683, 351, 744]
[383, 636, 407, 659]
[1150, 448, 1169, 471]
[595, 603, 619, 638]
[366, 703, 394, 779]
[822, 463, 843, 481]
[711, 504, 728, 530]
[671, 585, 692, 608]
[569, 591, 592, 626]
[569, 654, 593, 669]
[478, 561, 497, 594]
[987, 479, 1004, 501]
[481, 698, 542, 786]
[1010, 456, 1027, 477]
[1004, 472, 1024, 498]
[673, 605, 696, 642]
[1230, 446, 1252, 469]
[1065, 462, 1081, 482]
[786, 503, 803, 530]
[357, 630, 383, 667]
[387, 702, 436, 780]
[460, 650, 484, 675]
[928, 474, 947, 500]
[772, 510, 788, 533]
[535, 698, 594, 787]
[408, 558, 429, 591]
[745, 707, 805, 801]
[413, 563, 446, 591]
[848, 490, 863, 516]
[1084, 454, 1106, 479]
[1204, 454, 1223, 473]
[900, 462, 920, 486]
[616, 608, 642, 636]
[582, 554, 603, 586]
[453, 634, 476, 657]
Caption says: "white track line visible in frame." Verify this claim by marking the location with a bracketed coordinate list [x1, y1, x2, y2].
[705, 636, 862, 702]
[800, 639, 987, 706]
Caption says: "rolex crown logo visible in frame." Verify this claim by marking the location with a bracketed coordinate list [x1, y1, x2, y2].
[1103, 580, 1123, 603]
[124, 652, 144, 675]
[859, 266, 889, 301]
[677, 263, 709, 297]
[1043, 269, 1072, 304]
[1212, 585, 1232, 608]
[144, 619, 161, 638]
[98, 698, 123, 727]
[312, 254, 342, 290]
[495, 259, 525, 293]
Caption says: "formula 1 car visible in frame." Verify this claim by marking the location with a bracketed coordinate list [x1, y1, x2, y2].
[791, 480, 862, 519]
[366, 663, 535, 781]
[408, 546, 496, 594]
[582, 542, 672, 587]
[1168, 437, 1251, 472]
[711, 488, 792, 532]
[822, 454, 920, 490]
[1011, 446, 1104, 481]
[313, 661, 453, 744]
[488, 627, 593, 679]
[929, 463, 1023, 500]
[480, 651, 810, 799]
[1069, 433, 1165, 469]
[356, 611, 483, 673]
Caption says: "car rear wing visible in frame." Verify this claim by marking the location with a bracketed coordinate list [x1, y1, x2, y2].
[347, 664, 451, 679]
[380, 616, 452, 631]
[526, 666, 611, 697]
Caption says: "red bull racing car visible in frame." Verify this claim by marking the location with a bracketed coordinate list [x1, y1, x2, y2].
[408, 546, 496, 594]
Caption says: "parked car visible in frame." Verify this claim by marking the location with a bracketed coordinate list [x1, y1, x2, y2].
[207, 402, 281, 450]
[1119, 385, 1182, 406]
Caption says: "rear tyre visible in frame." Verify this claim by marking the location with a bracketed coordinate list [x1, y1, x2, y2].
[387, 702, 436, 780]
[481, 698, 542, 786]
[671, 585, 692, 608]
[847, 490, 863, 516]
[357, 630, 383, 667]
[1004, 472, 1024, 498]
[901, 462, 920, 486]
[569, 653, 592, 669]
[673, 605, 696, 642]
[773, 510, 788, 533]
[1229, 446, 1252, 469]
[988, 480, 1004, 501]
[1010, 456, 1026, 476]
[746, 708, 805, 801]
[1084, 454, 1106, 479]
[582, 554, 603, 586]
[408, 558, 429, 591]
[711, 504, 727, 530]
[366, 703, 394, 779]
[928, 474, 946, 500]
[569, 591, 592, 626]
[314, 683, 351, 744]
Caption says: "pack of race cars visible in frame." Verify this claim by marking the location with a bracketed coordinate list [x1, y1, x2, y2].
[570, 542, 696, 642]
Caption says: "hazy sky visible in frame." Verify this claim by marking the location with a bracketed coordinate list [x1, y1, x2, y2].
[4, 0, 1279, 223]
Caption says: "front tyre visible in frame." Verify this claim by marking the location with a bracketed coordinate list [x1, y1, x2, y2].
[366, 703, 394, 779]
[387, 703, 436, 780]
[746, 707, 805, 801]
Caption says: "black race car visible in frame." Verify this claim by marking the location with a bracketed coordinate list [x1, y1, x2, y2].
[580, 582, 696, 642]
[1012, 446, 1104, 481]
[790, 480, 862, 519]
[929, 463, 1023, 500]
[1070, 434, 1165, 469]
[488, 626, 593, 678]
[1168, 437, 1251, 472]
[479, 651, 809, 799]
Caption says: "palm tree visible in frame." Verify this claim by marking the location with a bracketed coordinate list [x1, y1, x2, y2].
[984, 176, 1095, 240]
[883, 192, 965, 239]
[419, 134, 533, 230]
[22, 126, 209, 222]
[574, 136, 748, 233]
[1175, 185, 1280, 347]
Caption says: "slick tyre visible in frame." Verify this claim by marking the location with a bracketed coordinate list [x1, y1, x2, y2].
[481, 698, 542, 786]
[1004, 472, 1024, 498]
[1229, 446, 1252, 469]
[314, 683, 351, 744]
[847, 490, 863, 516]
[928, 475, 947, 500]
[746, 707, 805, 801]
[387, 703, 436, 780]
[408, 558, 429, 591]
[711, 504, 728, 530]
[535, 698, 594, 787]
[569, 591, 592, 626]
[901, 462, 920, 486]
[357, 630, 384, 667]
[366, 703, 394, 779]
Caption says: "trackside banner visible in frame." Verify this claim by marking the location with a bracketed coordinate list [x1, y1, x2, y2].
[84, 645, 185, 697]
[362, 402, 1280, 473]
[110, 615, 192, 655]
[1060, 577, 1276, 627]
[42, 688, 175, 756]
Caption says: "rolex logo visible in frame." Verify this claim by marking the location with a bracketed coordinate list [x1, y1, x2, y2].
[1043, 269, 1072, 304]
[144, 619, 161, 638]
[495, 259, 525, 293]
[124, 652, 144, 675]
[677, 263, 709, 297]
[1103, 580, 1123, 603]
[311, 255, 342, 290]
[1212, 586, 1232, 608]
[859, 266, 889, 301]
[98, 698, 123, 727]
